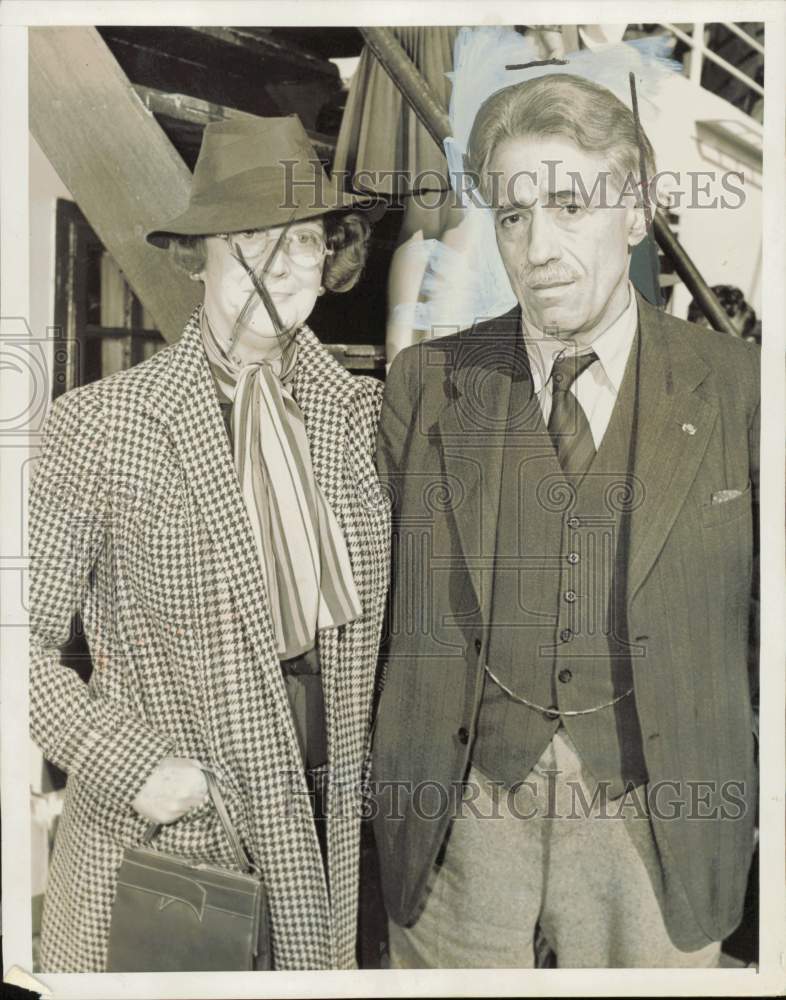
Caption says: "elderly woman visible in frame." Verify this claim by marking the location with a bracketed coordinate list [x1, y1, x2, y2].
[29, 116, 390, 971]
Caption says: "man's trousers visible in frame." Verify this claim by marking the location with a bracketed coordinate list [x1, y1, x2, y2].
[388, 728, 721, 968]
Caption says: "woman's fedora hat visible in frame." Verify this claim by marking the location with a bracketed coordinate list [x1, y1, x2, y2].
[147, 115, 385, 248]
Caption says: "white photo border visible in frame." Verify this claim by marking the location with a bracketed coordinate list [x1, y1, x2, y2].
[2, 2, 784, 996]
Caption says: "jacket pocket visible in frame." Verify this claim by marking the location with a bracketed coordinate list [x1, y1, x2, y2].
[699, 483, 752, 529]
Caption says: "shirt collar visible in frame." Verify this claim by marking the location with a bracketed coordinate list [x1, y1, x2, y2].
[523, 283, 639, 394]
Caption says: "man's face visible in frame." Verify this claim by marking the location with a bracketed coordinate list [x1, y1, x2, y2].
[487, 134, 646, 338]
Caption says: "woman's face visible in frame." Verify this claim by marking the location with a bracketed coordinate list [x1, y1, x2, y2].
[199, 219, 327, 360]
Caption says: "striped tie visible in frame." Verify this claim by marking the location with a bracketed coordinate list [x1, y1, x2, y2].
[548, 351, 598, 476]
[201, 311, 362, 660]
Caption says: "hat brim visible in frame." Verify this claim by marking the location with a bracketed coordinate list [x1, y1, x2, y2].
[146, 185, 386, 248]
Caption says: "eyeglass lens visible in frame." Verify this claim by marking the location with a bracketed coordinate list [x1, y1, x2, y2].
[233, 229, 327, 267]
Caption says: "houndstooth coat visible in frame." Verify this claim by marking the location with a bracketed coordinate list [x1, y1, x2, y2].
[29, 310, 390, 972]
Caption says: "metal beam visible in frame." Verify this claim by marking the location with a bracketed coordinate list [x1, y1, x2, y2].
[651, 214, 739, 333]
[132, 84, 336, 159]
[359, 28, 452, 151]
[360, 26, 739, 337]
[663, 22, 764, 97]
[191, 27, 339, 81]
[723, 21, 765, 57]
[29, 26, 201, 343]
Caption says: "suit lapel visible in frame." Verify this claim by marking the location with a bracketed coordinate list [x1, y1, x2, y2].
[626, 296, 717, 601]
[437, 308, 522, 623]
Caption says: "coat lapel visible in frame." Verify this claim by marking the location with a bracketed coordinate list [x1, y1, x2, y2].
[437, 308, 522, 623]
[152, 311, 280, 667]
[153, 315, 357, 667]
[626, 296, 717, 601]
[290, 324, 355, 524]
[290, 325, 357, 708]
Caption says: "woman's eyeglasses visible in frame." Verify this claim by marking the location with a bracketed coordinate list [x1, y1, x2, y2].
[218, 229, 333, 270]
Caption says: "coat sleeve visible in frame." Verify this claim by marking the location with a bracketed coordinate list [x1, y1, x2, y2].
[347, 374, 385, 479]
[29, 389, 175, 809]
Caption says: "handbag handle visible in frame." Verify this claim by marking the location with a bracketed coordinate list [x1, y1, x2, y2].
[143, 768, 258, 876]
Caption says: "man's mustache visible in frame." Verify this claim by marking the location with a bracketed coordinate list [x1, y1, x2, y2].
[521, 266, 578, 288]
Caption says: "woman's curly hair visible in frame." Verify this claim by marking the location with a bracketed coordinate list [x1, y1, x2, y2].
[170, 236, 207, 277]
[169, 211, 371, 295]
[323, 211, 371, 293]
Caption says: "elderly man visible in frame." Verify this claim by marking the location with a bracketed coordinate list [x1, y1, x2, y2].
[371, 74, 758, 968]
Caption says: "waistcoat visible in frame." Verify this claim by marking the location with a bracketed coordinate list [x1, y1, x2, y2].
[473, 332, 648, 797]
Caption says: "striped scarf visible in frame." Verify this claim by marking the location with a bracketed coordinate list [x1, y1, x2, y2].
[201, 310, 362, 659]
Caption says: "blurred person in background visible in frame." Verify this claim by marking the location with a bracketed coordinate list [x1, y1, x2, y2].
[688, 284, 761, 343]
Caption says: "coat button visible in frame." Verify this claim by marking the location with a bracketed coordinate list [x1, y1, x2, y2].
[567, 516, 580, 529]
[558, 668, 573, 683]
[543, 705, 560, 721]
[456, 727, 470, 745]
[567, 552, 580, 565]
[474, 637, 482, 654]
[564, 590, 577, 603]
[559, 628, 573, 642]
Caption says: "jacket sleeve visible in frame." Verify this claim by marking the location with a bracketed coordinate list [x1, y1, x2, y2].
[368, 348, 422, 713]
[747, 347, 760, 751]
[375, 346, 417, 483]
[29, 389, 175, 809]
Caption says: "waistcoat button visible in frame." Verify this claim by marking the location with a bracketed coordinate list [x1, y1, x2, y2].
[543, 705, 560, 721]
[559, 628, 573, 642]
[456, 727, 470, 745]
[558, 668, 573, 683]
[474, 637, 482, 654]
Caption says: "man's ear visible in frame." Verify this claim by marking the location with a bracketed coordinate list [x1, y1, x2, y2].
[626, 201, 648, 249]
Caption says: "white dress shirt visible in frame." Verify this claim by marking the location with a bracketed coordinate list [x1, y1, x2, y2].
[522, 284, 639, 449]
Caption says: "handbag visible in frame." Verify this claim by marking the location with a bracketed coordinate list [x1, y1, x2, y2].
[106, 770, 272, 971]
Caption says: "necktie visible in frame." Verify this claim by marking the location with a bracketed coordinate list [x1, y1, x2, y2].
[547, 351, 598, 475]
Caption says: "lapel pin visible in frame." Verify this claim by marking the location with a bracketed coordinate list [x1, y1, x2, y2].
[681, 423, 696, 436]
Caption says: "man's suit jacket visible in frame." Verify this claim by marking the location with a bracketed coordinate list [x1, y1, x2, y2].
[29, 310, 390, 971]
[372, 294, 759, 949]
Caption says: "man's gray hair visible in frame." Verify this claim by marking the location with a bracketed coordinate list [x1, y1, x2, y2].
[466, 74, 657, 203]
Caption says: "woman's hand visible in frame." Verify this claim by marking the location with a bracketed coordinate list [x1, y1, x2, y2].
[132, 756, 209, 825]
